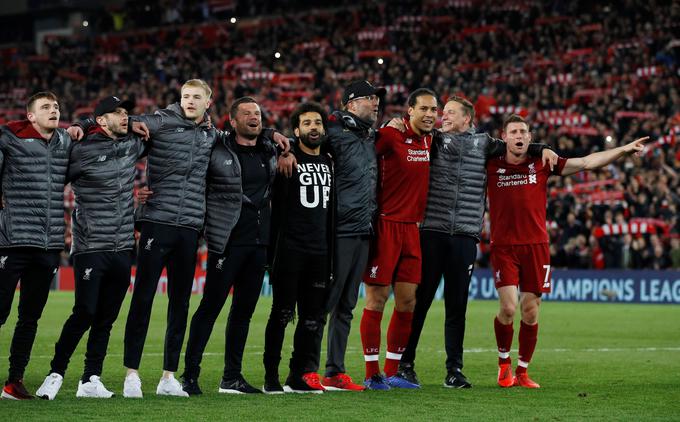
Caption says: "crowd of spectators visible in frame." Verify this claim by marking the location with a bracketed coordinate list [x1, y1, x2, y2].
[0, 0, 678, 269]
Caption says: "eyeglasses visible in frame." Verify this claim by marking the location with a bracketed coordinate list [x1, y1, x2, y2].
[349, 94, 378, 103]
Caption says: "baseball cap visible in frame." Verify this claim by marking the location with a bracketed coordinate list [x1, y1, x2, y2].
[342, 80, 386, 105]
[94, 96, 134, 117]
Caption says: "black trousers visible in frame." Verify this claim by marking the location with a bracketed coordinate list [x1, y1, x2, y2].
[50, 251, 131, 381]
[0, 247, 60, 382]
[184, 245, 266, 380]
[402, 231, 477, 371]
[263, 249, 328, 378]
[124, 222, 199, 372]
[319, 235, 369, 376]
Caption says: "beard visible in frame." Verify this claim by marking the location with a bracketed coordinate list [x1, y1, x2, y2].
[299, 131, 325, 149]
[112, 127, 128, 137]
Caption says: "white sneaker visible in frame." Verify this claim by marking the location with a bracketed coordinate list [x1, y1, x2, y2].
[36, 373, 63, 400]
[123, 372, 143, 398]
[76, 375, 114, 398]
[156, 375, 189, 397]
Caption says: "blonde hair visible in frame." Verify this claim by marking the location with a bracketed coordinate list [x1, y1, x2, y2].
[181, 79, 212, 98]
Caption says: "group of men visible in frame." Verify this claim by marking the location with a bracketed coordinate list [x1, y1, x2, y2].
[0, 78, 648, 399]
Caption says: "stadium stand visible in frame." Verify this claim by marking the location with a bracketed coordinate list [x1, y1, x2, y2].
[0, 0, 678, 269]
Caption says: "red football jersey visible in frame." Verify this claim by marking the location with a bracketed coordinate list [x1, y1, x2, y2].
[486, 155, 567, 246]
[375, 121, 431, 223]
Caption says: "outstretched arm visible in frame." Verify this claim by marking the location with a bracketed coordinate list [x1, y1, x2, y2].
[561, 136, 649, 176]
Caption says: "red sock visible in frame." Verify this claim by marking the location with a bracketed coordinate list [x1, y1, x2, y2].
[494, 317, 514, 365]
[383, 310, 414, 377]
[517, 321, 538, 374]
[360, 308, 383, 379]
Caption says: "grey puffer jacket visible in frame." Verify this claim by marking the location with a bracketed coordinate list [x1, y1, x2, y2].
[134, 103, 217, 231]
[326, 111, 377, 237]
[422, 128, 548, 240]
[0, 121, 71, 250]
[204, 131, 278, 254]
[68, 127, 146, 254]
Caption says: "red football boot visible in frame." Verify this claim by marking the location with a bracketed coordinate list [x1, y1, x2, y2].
[322, 373, 366, 391]
[514, 372, 540, 388]
[497, 363, 516, 388]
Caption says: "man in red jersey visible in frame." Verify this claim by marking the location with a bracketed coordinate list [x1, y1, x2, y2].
[360, 88, 437, 390]
[487, 114, 648, 389]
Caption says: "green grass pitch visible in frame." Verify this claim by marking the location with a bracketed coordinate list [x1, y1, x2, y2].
[1, 291, 679, 421]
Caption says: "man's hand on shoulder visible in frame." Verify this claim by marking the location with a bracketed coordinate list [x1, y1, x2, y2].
[67, 125, 84, 141]
[131, 121, 150, 140]
[542, 149, 559, 171]
[272, 132, 291, 153]
[385, 117, 406, 132]
[277, 153, 297, 178]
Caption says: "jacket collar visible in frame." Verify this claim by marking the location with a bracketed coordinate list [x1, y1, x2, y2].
[6, 120, 54, 140]
[165, 103, 210, 127]
[225, 130, 274, 152]
[332, 110, 373, 132]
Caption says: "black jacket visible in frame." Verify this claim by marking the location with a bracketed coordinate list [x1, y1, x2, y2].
[68, 127, 146, 254]
[325, 110, 377, 237]
[204, 131, 278, 254]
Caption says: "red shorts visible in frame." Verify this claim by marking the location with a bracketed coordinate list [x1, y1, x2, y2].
[363, 219, 421, 286]
[491, 243, 552, 294]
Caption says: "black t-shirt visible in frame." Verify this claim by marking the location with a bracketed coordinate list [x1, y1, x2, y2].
[229, 143, 271, 246]
[282, 150, 332, 253]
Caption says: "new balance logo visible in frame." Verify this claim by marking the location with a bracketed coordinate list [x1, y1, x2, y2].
[97, 155, 107, 162]
[529, 174, 537, 184]
[83, 268, 93, 281]
[369, 265, 378, 279]
[223, 159, 233, 166]
[468, 264, 473, 277]
[495, 270, 501, 282]
[496, 168, 506, 174]
[405, 138, 413, 144]
[145, 238, 154, 250]
[216, 257, 226, 270]
[0, 256, 7, 269]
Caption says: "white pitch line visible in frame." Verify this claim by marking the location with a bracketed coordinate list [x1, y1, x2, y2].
[4, 346, 679, 360]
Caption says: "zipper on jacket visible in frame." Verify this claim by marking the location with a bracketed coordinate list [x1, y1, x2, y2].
[450, 138, 462, 236]
[45, 140, 52, 249]
[256, 209, 261, 244]
[177, 127, 197, 224]
[115, 143, 121, 252]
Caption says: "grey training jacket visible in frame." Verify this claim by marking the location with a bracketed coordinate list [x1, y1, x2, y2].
[0, 121, 71, 250]
[134, 103, 217, 231]
[422, 128, 548, 240]
[68, 128, 146, 254]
